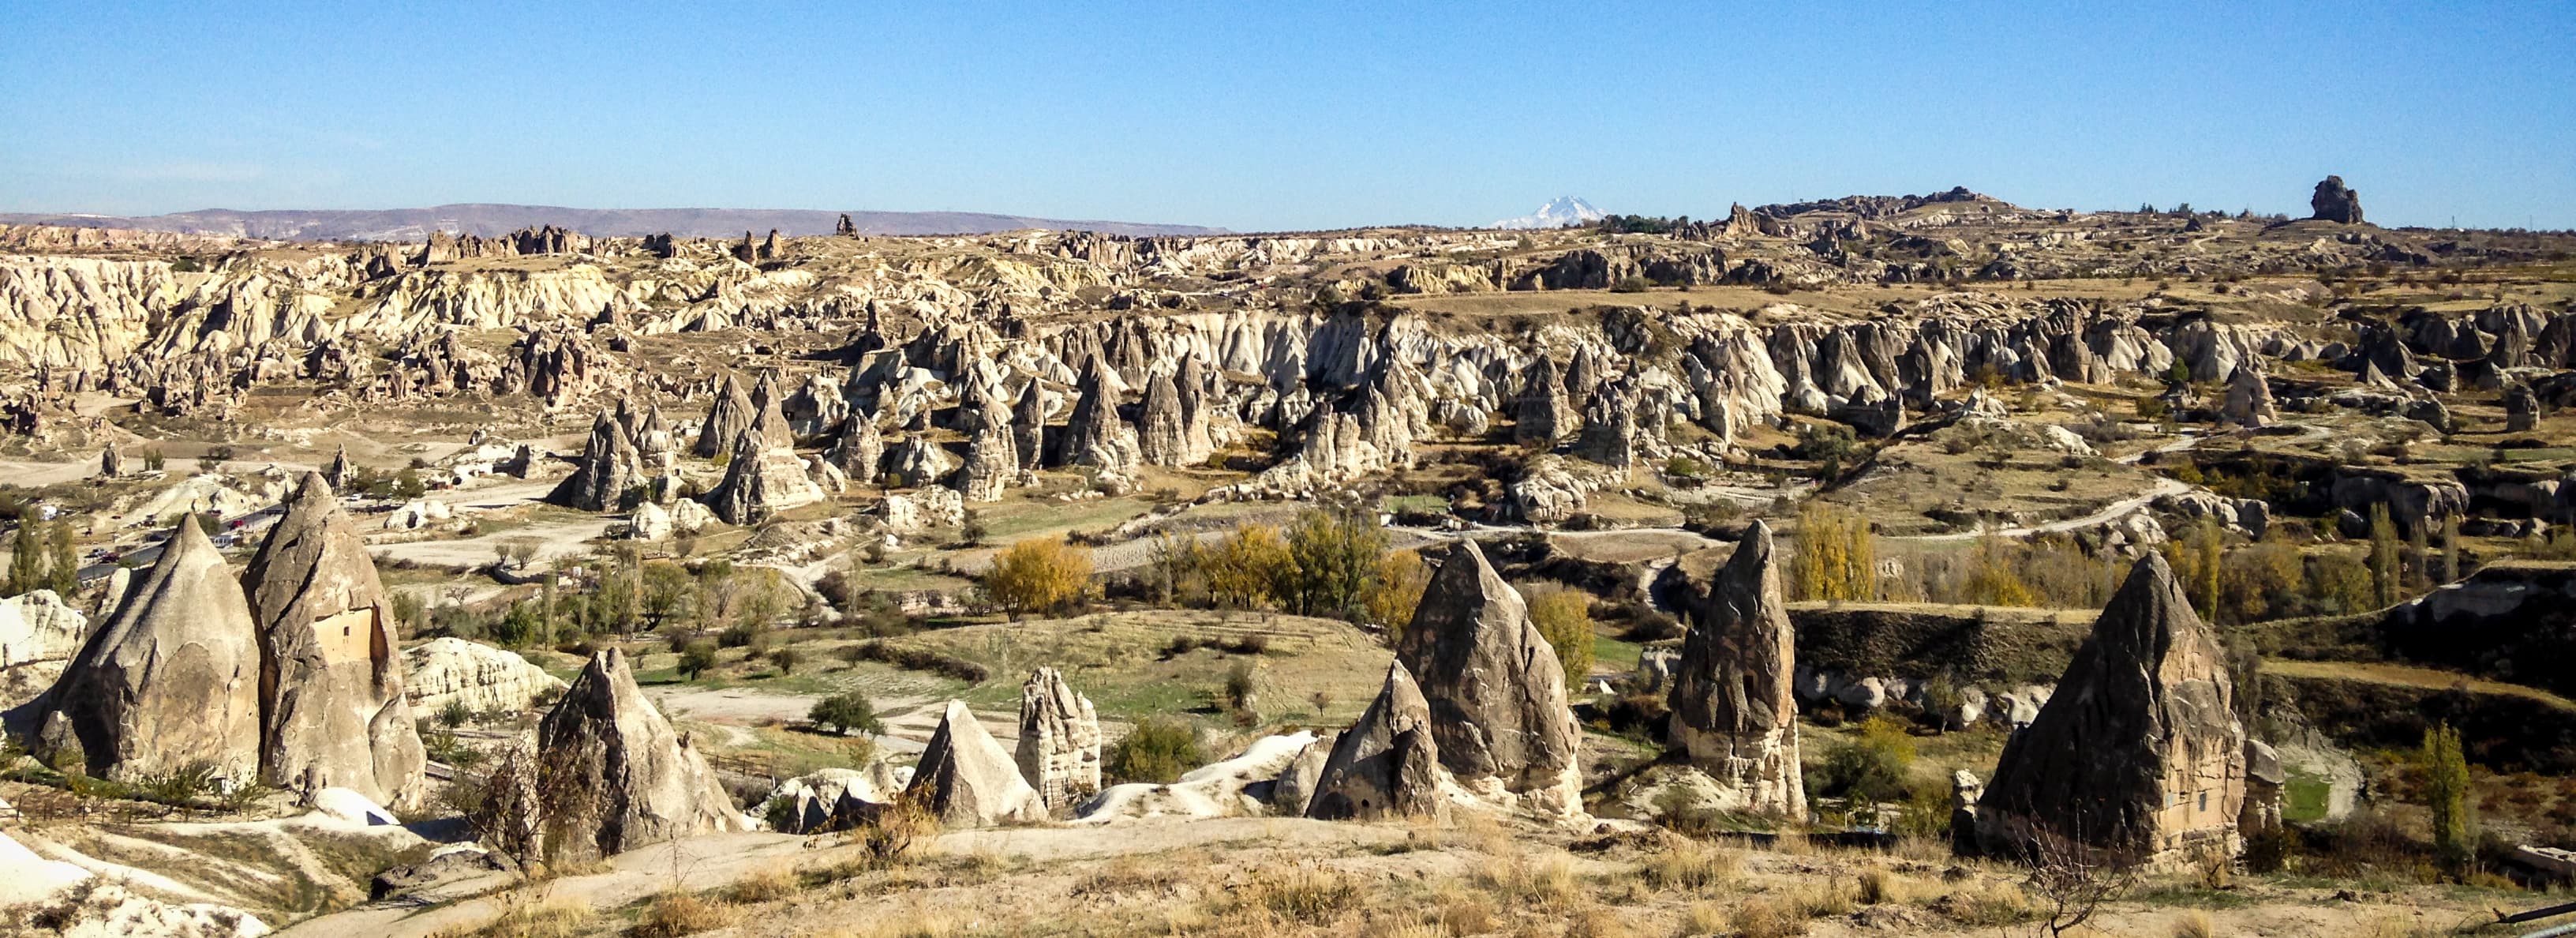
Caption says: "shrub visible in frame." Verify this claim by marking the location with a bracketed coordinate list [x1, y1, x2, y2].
[1521, 583, 1596, 689]
[677, 640, 718, 681]
[1222, 659, 1258, 714]
[631, 890, 736, 937]
[810, 691, 883, 736]
[768, 646, 800, 675]
[2424, 722, 2476, 873]
[844, 640, 990, 682]
[1106, 717, 1206, 784]
[984, 537, 1092, 617]
[1360, 549, 1430, 641]
[1811, 715, 1917, 826]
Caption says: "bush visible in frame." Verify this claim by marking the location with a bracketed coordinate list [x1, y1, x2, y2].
[810, 692, 883, 736]
[769, 646, 801, 675]
[844, 640, 990, 682]
[1521, 583, 1595, 690]
[984, 537, 1092, 617]
[1105, 717, 1206, 784]
[1811, 715, 1916, 825]
[677, 640, 719, 681]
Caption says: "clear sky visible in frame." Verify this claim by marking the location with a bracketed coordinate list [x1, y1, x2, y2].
[3, 2, 2570, 231]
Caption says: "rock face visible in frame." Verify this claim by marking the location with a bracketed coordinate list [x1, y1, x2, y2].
[1571, 385, 1635, 467]
[2309, 175, 2364, 224]
[39, 516, 260, 783]
[1975, 553, 2247, 865]
[548, 410, 644, 511]
[2221, 364, 2278, 429]
[402, 636, 567, 716]
[1514, 355, 1571, 445]
[1011, 378, 1047, 470]
[1135, 370, 1197, 467]
[2507, 384, 2540, 433]
[242, 474, 426, 809]
[691, 374, 757, 458]
[1015, 668, 1103, 811]
[1048, 358, 1141, 475]
[702, 405, 827, 525]
[1306, 662, 1447, 821]
[535, 649, 749, 859]
[765, 764, 908, 834]
[1395, 540, 1582, 813]
[1666, 520, 1806, 818]
[0, 589, 85, 669]
[910, 700, 1045, 826]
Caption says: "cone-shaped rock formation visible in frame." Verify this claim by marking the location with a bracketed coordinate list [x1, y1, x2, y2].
[1306, 662, 1446, 821]
[244, 474, 426, 809]
[1666, 520, 1805, 818]
[1395, 540, 1582, 812]
[534, 649, 749, 859]
[911, 699, 1045, 826]
[1015, 668, 1102, 811]
[39, 516, 260, 783]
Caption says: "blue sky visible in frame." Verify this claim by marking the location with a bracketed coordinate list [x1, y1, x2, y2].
[2, 2, 2569, 231]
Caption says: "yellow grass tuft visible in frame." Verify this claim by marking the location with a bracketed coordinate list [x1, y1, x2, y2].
[629, 890, 739, 938]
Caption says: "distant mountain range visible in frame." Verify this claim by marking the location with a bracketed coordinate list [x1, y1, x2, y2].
[0, 204, 1228, 240]
[1491, 197, 1606, 231]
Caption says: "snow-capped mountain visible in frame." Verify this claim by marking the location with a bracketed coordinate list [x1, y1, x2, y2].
[1490, 197, 1605, 230]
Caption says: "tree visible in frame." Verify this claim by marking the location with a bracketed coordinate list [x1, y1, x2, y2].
[2368, 505, 2402, 608]
[1361, 549, 1430, 643]
[641, 562, 692, 628]
[1960, 524, 2035, 607]
[2407, 518, 2432, 591]
[5, 508, 43, 598]
[960, 509, 988, 546]
[2423, 722, 2475, 874]
[1147, 532, 1201, 605]
[1282, 506, 1387, 618]
[770, 646, 801, 675]
[809, 691, 883, 736]
[677, 640, 719, 681]
[983, 536, 1093, 617]
[1104, 717, 1207, 785]
[1201, 523, 1291, 610]
[395, 467, 427, 500]
[45, 520, 77, 597]
[1790, 501, 1875, 602]
[2441, 514, 2462, 583]
[1521, 583, 1595, 691]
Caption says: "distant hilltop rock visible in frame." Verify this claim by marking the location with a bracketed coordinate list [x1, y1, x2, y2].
[0, 203, 1229, 241]
[1492, 197, 1606, 231]
[2310, 175, 2364, 224]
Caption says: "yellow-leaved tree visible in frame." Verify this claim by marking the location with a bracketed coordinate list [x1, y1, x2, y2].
[984, 536, 1093, 618]
[1520, 583, 1596, 691]
[1202, 523, 1293, 610]
[1791, 500, 1877, 602]
[1362, 549, 1430, 644]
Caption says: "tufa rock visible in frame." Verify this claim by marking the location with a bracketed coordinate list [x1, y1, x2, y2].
[910, 700, 1045, 826]
[1395, 539, 1583, 813]
[691, 374, 757, 458]
[547, 410, 644, 512]
[1974, 553, 2247, 866]
[37, 516, 260, 784]
[243, 474, 426, 809]
[1666, 520, 1806, 818]
[402, 636, 567, 717]
[2309, 175, 2364, 224]
[1016, 668, 1103, 811]
[534, 649, 750, 859]
[1048, 358, 1141, 475]
[1514, 355, 1571, 445]
[2222, 363, 2278, 429]
[1305, 662, 1447, 821]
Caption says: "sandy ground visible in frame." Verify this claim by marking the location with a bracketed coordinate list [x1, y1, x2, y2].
[370, 516, 620, 568]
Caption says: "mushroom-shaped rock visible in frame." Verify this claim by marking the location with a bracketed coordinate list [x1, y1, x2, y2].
[1666, 520, 1805, 818]
[548, 411, 644, 512]
[1973, 553, 2247, 865]
[910, 700, 1044, 826]
[38, 516, 260, 784]
[1016, 668, 1102, 811]
[1395, 540, 1582, 813]
[691, 375, 757, 458]
[535, 649, 750, 859]
[1305, 662, 1447, 821]
[244, 474, 427, 809]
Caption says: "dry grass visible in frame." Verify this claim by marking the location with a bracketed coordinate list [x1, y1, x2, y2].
[1435, 882, 1499, 935]
[723, 864, 799, 904]
[1474, 851, 1583, 911]
[1855, 867, 1914, 905]
[1938, 878, 2035, 927]
[630, 890, 739, 938]
[1218, 865, 1361, 927]
[1729, 897, 1807, 938]
[1787, 879, 1857, 918]
[1567, 906, 1634, 938]
[2174, 910, 2215, 938]
[806, 901, 965, 938]
[1639, 838, 1741, 894]
[436, 894, 595, 938]
[1680, 901, 1728, 936]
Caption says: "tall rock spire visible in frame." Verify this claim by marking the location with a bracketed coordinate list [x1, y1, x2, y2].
[1666, 520, 1805, 818]
[244, 473, 426, 809]
[39, 516, 260, 783]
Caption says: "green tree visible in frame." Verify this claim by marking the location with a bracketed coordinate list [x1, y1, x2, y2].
[1282, 506, 1387, 618]
[677, 640, 719, 681]
[2422, 722, 2475, 874]
[1521, 583, 1596, 690]
[641, 562, 692, 628]
[395, 467, 427, 500]
[45, 520, 77, 597]
[5, 508, 43, 597]
[2368, 505, 2402, 609]
[809, 692, 882, 736]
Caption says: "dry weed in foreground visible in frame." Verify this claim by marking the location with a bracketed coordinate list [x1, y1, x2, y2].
[1641, 838, 1742, 894]
[439, 892, 594, 938]
[1214, 865, 1361, 928]
[724, 863, 799, 904]
[1567, 906, 1634, 938]
[1681, 900, 1728, 936]
[1729, 896, 1805, 938]
[804, 902, 964, 938]
[2173, 910, 2214, 938]
[1936, 877, 2035, 927]
[630, 890, 739, 938]
[1434, 882, 1498, 935]
[1474, 851, 1582, 910]
[1856, 866, 1913, 905]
